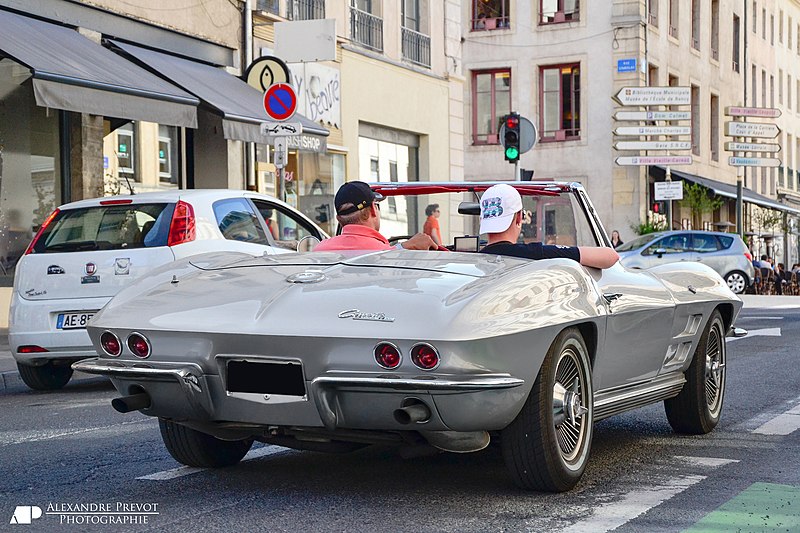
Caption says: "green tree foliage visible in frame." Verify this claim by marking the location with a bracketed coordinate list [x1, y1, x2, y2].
[678, 182, 723, 229]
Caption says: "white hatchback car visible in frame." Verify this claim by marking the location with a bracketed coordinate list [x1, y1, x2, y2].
[9, 189, 326, 390]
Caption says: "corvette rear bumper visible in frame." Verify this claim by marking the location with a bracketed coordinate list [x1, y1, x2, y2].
[72, 358, 527, 432]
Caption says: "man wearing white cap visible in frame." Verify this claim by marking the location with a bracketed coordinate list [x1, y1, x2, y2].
[478, 184, 619, 269]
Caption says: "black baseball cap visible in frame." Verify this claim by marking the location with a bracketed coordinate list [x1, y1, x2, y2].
[334, 181, 384, 216]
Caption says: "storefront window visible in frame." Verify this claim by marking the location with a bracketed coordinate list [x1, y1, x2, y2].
[0, 59, 62, 286]
[103, 121, 181, 195]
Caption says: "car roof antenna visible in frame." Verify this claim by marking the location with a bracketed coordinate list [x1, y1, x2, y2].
[122, 173, 135, 195]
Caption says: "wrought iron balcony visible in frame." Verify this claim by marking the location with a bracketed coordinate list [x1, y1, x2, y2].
[256, 0, 280, 15]
[402, 27, 430, 68]
[350, 6, 383, 52]
[288, 0, 325, 21]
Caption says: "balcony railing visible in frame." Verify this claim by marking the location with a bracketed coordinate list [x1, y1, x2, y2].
[256, 0, 280, 15]
[350, 6, 383, 52]
[288, 0, 325, 21]
[402, 27, 431, 68]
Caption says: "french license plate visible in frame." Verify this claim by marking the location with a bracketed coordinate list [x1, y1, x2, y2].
[226, 360, 306, 396]
[56, 312, 95, 330]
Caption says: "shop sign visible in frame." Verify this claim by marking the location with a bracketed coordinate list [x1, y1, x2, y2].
[289, 63, 341, 128]
[285, 134, 327, 154]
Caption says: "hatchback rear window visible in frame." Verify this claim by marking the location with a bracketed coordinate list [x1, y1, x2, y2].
[717, 235, 734, 249]
[32, 203, 173, 253]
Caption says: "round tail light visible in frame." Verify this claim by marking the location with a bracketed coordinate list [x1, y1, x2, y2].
[100, 331, 121, 357]
[411, 343, 439, 370]
[374, 342, 402, 369]
[127, 333, 151, 359]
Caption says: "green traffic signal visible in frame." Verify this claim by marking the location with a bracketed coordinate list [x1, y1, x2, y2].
[505, 146, 519, 161]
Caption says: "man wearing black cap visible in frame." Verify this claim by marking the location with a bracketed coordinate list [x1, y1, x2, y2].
[314, 181, 436, 251]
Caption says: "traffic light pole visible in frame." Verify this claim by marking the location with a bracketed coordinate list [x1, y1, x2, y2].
[514, 161, 520, 181]
[665, 166, 673, 229]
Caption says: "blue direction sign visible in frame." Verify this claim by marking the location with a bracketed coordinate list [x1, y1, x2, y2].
[263, 83, 297, 121]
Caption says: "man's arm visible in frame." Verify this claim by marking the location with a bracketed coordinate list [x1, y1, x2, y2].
[401, 233, 437, 250]
[577, 246, 620, 269]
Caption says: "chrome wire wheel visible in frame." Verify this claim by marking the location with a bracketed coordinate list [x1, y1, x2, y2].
[552, 347, 590, 466]
[704, 321, 725, 417]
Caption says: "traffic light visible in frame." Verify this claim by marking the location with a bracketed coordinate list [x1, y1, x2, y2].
[652, 201, 665, 213]
[503, 113, 521, 163]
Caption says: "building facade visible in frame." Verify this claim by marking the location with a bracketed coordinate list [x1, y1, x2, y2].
[252, 0, 465, 238]
[461, 0, 800, 264]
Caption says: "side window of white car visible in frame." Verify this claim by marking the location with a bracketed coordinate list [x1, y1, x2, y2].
[692, 234, 721, 253]
[212, 198, 269, 245]
[252, 200, 318, 251]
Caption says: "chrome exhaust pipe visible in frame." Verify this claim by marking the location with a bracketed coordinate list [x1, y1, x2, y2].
[111, 392, 151, 413]
[394, 403, 431, 425]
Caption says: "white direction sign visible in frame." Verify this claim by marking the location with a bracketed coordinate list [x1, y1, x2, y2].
[655, 180, 684, 200]
[724, 142, 781, 153]
[273, 136, 289, 168]
[729, 156, 782, 167]
[615, 155, 693, 166]
[725, 121, 781, 138]
[614, 126, 691, 136]
[614, 110, 691, 121]
[614, 86, 691, 106]
[725, 106, 782, 118]
[260, 121, 304, 136]
[615, 140, 692, 151]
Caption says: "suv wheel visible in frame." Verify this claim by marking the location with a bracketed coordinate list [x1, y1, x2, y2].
[724, 270, 747, 294]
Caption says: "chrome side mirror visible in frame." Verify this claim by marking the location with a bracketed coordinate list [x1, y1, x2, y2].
[729, 327, 748, 338]
[297, 235, 321, 252]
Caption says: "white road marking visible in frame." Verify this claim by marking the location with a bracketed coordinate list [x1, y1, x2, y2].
[0, 419, 152, 446]
[735, 316, 784, 320]
[559, 475, 706, 533]
[673, 456, 740, 468]
[733, 395, 800, 433]
[753, 402, 800, 435]
[727, 327, 781, 342]
[137, 444, 289, 481]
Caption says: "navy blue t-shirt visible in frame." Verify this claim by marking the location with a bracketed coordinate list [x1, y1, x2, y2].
[479, 241, 581, 262]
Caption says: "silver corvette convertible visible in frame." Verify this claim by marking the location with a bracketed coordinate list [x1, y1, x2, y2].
[74, 182, 743, 492]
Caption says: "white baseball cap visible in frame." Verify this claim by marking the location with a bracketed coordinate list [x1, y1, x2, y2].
[479, 184, 523, 234]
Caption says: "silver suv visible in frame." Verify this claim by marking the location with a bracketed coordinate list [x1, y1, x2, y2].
[616, 230, 755, 294]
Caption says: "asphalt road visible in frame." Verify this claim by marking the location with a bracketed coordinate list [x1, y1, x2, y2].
[1, 303, 798, 532]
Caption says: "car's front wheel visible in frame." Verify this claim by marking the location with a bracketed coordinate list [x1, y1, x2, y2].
[17, 361, 73, 390]
[159, 419, 253, 467]
[724, 270, 748, 294]
[664, 310, 726, 434]
[501, 328, 593, 492]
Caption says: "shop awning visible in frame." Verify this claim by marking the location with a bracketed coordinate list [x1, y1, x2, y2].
[651, 166, 800, 216]
[0, 9, 198, 128]
[109, 40, 329, 144]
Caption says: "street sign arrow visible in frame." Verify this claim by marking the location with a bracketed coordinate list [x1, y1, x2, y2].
[724, 141, 781, 153]
[613, 86, 691, 106]
[724, 106, 782, 118]
[728, 156, 782, 167]
[614, 110, 691, 121]
[724, 121, 781, 138]
[614, 126, 691, 136]
[615, 140, 692, 151]
[260, 121, 304, 136]
[615, 155, 693, 166]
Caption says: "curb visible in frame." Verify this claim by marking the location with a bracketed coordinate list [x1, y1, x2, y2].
[1, 369, 23, 392]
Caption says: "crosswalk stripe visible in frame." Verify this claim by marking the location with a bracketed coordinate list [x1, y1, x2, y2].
[753, 402, 800, 435]
[673, 455, 739, 467]
[137, 445, 289, 481]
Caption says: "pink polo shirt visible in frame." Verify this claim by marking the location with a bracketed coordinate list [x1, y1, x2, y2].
[313, 224, 393, 251]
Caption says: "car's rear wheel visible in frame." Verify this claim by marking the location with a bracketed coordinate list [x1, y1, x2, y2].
[17, 361, 73, 390]
[159, 419, 253, 467]
[501, 328, 593, 492]
[724, 271, 748, 294]
[665, 310, 726, 434]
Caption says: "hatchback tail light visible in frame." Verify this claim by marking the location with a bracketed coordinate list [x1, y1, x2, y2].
[17, 345, 49, 354]
[167, 200, 196, 246]
[411, 343, 440, 370]
[127, 333, 151, 358]
[24, 209, 60, 255]
[100, 331, 122, 357]
[374, 342, 402, 369]
[744, 251, 753, 262]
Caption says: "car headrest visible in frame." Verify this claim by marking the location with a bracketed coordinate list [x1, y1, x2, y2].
[458, 201, 480, 215]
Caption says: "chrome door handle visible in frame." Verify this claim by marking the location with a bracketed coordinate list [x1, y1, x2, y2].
[603, 293, 623, 303]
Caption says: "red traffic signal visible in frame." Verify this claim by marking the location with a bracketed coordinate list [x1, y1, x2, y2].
[506, 116, 519, 129]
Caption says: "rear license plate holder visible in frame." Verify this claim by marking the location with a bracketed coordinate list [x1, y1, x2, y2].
[226, 360, 306, 396]
[56, 311, 96, 330]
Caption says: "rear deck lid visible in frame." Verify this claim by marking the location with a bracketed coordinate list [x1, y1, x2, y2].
[16, 202, 176, 300]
